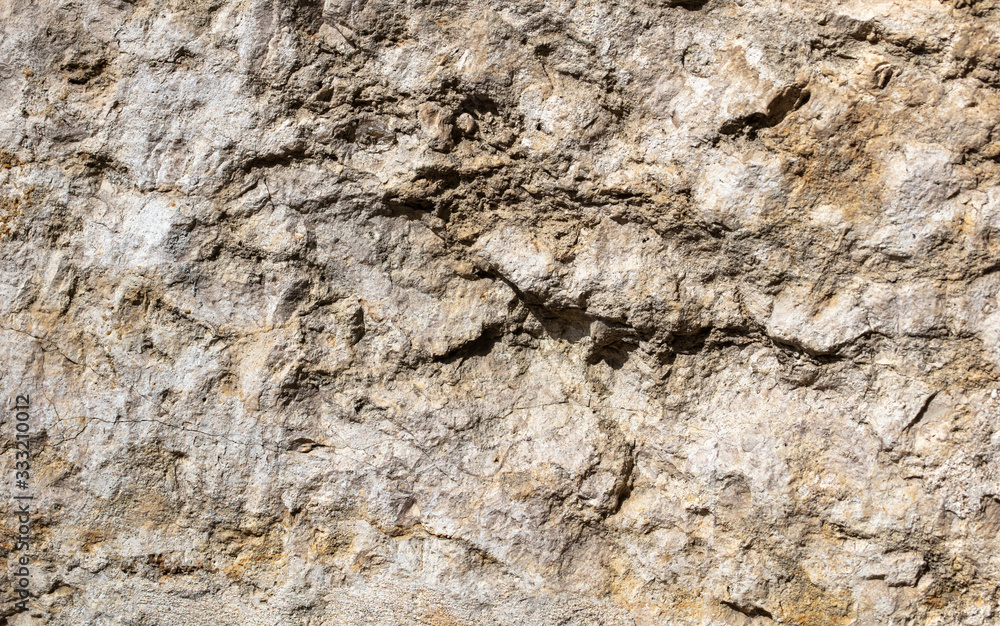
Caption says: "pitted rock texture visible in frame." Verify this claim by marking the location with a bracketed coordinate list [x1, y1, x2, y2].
[2, 0, 1000, 624]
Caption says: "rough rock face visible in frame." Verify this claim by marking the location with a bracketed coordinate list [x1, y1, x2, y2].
[1, 0, 1000, 623]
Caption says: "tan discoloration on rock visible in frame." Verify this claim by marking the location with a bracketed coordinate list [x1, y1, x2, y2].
[1, 0, 1000, 623]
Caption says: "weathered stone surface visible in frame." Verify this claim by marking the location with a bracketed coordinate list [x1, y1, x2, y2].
[1, 0, 1000, 623]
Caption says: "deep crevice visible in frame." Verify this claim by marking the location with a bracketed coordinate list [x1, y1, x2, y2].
[721, 600, 774, 619]
[719, 84, 811, 140]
